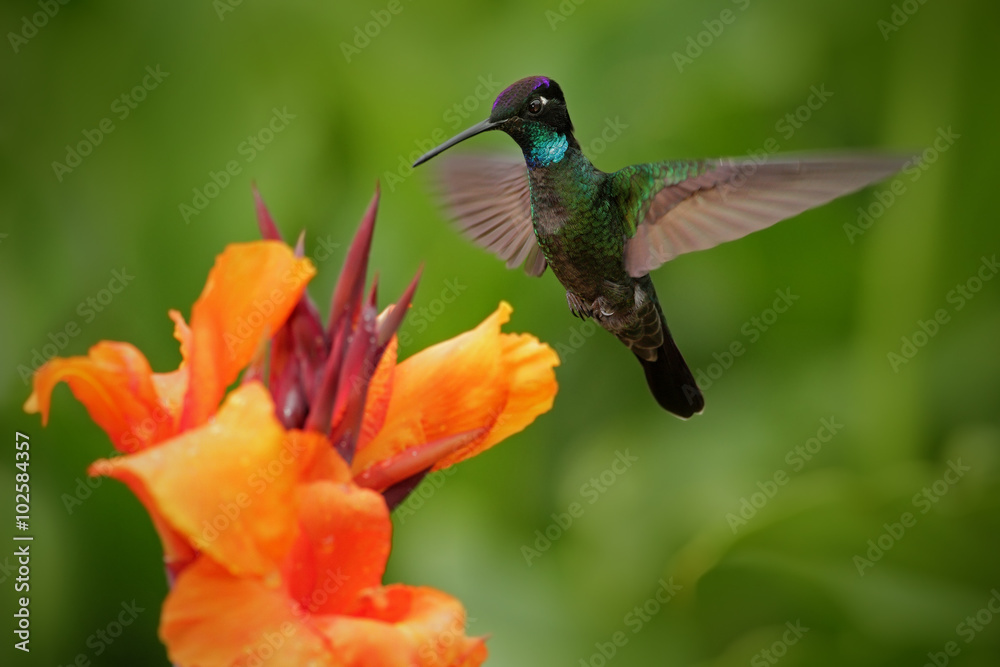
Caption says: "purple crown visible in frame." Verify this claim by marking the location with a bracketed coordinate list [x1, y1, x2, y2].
[491, 76, 554, 117]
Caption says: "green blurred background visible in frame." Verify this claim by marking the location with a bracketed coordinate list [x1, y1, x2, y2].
[3, 0, 999, 665]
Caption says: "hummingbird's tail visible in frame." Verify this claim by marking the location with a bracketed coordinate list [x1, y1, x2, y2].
[636, 332, 704, 418]
[617, 283, 704, 418]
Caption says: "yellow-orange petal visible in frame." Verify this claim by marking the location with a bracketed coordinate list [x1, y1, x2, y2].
[149, 310, 193, 415]
[91, 383, 307, 575]
[161, 556, 338, 667]
[284, 479, 392, 616]
[314, 584, 487, 667]
[357, 335, 398, 451]
[351, 305, 510, 473]
[180, 241, 316, 430]
[293, 429, 353, 484]
[436, 328, 559, 469]
[23, 341, 180, 452]
[169, 307, 193, 362]
[352, 302, 559, 476]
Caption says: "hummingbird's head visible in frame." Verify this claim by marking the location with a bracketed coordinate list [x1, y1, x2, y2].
[412, 75, 578, 168]
[487, 76, 574, 135]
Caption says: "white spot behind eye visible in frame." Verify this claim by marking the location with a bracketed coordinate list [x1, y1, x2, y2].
[539, 96, 548, 105]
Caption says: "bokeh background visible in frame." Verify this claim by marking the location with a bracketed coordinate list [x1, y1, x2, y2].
[3, 0, 999, 665]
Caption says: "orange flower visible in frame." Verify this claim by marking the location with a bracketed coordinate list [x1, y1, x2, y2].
[25, 187, 559, 666]
[104, 382, 488, 666]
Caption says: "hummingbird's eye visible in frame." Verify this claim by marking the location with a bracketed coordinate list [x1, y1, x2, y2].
[528, 98, 543, 115]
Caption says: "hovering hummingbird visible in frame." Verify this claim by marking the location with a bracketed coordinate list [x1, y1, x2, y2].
[412, 76, 904, 418]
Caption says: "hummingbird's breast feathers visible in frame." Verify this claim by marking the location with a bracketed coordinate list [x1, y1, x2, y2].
[525, 150, 636, 299]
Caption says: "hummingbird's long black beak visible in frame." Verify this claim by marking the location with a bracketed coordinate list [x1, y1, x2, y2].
[412, 118, 501, 167]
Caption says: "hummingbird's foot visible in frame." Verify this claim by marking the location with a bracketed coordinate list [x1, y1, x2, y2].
[591, 281, 643, 329]
[565, 291, 593, 319]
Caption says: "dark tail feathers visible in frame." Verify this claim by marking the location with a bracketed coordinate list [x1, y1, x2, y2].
[637, 333, 704, 418]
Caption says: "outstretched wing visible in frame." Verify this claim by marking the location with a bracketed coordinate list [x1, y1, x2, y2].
[435, 154, 547, 277]
[621, 154, 908, 277]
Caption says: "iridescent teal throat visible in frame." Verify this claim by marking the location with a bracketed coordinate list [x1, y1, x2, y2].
[526, 128, 569, 168]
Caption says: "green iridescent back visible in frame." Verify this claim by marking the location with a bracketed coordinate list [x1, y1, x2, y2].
[611, 161, 710, 237]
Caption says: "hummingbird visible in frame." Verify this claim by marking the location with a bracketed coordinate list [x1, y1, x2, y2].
[412, 76, 904, 418]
